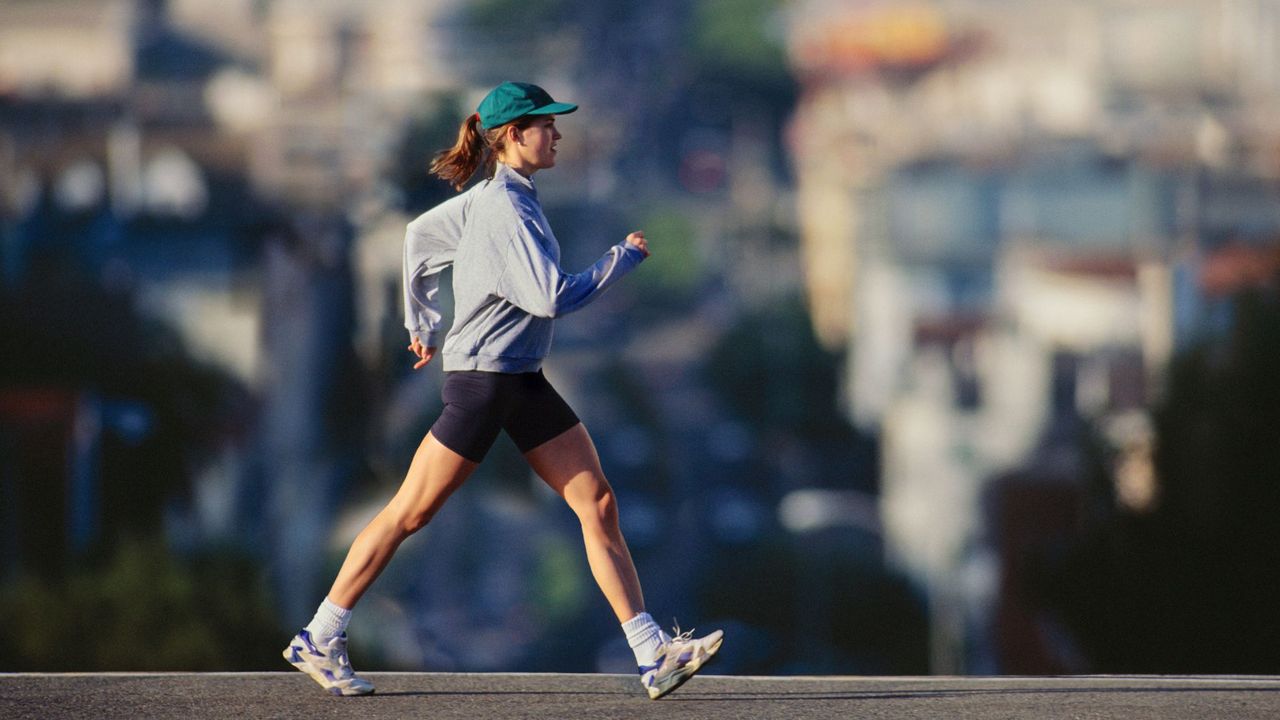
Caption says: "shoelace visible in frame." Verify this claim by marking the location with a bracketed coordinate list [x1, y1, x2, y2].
[668, 621, 695, 645]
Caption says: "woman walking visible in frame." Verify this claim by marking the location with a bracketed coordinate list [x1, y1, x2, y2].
[283, 81, 723, 699]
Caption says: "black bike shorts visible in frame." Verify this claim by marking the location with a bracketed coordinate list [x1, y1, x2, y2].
[429, 370, 580, 463]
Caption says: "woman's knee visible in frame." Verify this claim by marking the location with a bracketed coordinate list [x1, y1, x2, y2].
[382, 502, 435, 536]
[400, 511, 433, 535]
[570, 476, 620, 530]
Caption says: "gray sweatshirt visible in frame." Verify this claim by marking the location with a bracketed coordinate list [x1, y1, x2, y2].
[403, 162, 645, 373]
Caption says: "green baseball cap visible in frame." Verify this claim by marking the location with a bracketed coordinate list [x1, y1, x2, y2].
[477, 81, 577, 130]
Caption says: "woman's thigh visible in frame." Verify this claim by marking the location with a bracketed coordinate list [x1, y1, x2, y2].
[384, 431, 478, 526]
[523, 423, 609, 504]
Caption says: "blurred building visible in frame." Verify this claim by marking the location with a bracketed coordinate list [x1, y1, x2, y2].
[0, 0, 137, 99]
[786, 0, 1280, 673]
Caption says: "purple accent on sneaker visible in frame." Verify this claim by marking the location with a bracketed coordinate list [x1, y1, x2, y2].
[678, 651, 693, 665]
[638, 658, 663, 676]
[289, 647, 302, 663]
[298, 629, 322, 655]
[322, 669, 336, 682]
[329, 687, 342, 697]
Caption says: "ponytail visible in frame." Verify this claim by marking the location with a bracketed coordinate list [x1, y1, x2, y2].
[429, 113, 538, 191]
[430, 113, 486, 191]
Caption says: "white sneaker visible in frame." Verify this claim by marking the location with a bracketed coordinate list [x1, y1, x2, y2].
[283, 630, 375, 696]
[639, 627, 724, 700]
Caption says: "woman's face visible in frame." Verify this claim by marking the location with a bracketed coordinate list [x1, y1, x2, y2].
[506, 116, 562, 174]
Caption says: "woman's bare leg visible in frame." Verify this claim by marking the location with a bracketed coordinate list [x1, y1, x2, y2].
[524, 423, 645, 622]
[326, 432, 478, 609]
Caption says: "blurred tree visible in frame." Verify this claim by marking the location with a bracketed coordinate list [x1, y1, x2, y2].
[683, 0, 797, 175]
[0, 279, 249, 570]
[1039, 284, 1280, 672]
[706, 295, 872, 459]
[690, 0, 792, 91]
[0, 538, 281, 670]
[0, 236, 279, 670]
[463, 0, 578, 35]
[628, 208, 702, 308]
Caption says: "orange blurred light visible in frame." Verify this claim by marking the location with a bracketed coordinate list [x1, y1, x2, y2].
[794, 4, 951, 75]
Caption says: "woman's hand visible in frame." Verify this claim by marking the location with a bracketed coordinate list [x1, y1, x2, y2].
[408, 337, 437, 370]
[625, 230, 649, 258]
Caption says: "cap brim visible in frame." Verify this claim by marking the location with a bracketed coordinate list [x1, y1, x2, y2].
[528, 102, 578, 116]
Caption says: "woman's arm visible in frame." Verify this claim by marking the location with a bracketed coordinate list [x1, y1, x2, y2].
[496, 218, 646, 319]
[403, 192, 470, 354]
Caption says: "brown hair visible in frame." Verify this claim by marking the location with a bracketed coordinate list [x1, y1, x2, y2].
[430, 113, 536, 191]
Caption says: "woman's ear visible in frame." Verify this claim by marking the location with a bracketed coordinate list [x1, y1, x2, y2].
[507, 123, 524, 146]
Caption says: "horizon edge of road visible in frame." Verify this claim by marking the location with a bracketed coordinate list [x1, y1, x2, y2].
[4, 672, 1280, 683]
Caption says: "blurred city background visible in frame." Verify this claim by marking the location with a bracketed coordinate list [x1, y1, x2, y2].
[2, 0, 1279, 676]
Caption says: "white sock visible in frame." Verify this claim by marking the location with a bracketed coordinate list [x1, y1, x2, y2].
[304, 597, 352, 642]
[622, 612, 669, 667]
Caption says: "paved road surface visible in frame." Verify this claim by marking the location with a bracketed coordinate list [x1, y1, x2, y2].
[4, 673, 1279, 719]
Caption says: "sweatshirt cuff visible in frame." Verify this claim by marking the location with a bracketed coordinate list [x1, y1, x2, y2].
[410, 328, 440, 347]
[621, 242, 645, 261]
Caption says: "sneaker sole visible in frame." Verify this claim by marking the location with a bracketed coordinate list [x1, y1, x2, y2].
[283, 646, 375, 696]
[648, 634, 724, 700]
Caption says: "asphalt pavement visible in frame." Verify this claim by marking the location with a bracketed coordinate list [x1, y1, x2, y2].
[4, 672, 1280, 719]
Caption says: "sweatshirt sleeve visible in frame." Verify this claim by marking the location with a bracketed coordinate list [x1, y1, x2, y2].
[496, 216, 645, 319]
[403, 192, 468, 345]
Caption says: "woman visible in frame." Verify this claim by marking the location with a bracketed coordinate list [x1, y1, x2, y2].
[283, 81, 723, 700]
